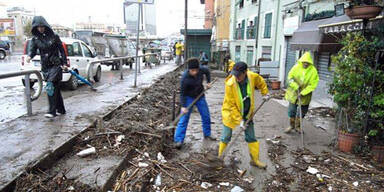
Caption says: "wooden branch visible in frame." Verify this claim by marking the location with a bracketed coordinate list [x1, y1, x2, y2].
[134, 131, 162, 138]
[153, 162, 175, 179]
[333, 154, 372, 171]
[178, 162, 193, 174]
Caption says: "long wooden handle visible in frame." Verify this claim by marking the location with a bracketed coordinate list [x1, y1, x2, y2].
[220, 100, 267, 159]
[170, 78, 218, 126]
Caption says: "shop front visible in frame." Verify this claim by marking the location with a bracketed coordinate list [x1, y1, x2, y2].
[288, 14, 383, 107]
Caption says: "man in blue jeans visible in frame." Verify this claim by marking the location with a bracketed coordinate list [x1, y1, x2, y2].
[174, 57, 215, 149]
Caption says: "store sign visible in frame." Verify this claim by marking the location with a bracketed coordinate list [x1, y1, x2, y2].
[321, 20, 374, 34]
[283, 16, 299, 36]
[0, 19, 15, 36]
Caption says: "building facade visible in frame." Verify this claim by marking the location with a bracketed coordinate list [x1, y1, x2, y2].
[203, 0, 215, 29]
[6, 7, 34, 49]
[211, 0, 231, 67]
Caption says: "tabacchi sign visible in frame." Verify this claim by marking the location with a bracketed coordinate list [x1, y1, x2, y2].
[321, 19, 379, 34]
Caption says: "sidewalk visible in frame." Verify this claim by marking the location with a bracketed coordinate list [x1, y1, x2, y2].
[0, 63, 178, 190]
[174, 72, 337, 191]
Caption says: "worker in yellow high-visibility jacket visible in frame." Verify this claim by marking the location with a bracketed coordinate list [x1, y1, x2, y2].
[219, 62, 270, 169]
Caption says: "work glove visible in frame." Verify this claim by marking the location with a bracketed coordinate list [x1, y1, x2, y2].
[262, 94, 271, 101]
[240, 120, 245, 129]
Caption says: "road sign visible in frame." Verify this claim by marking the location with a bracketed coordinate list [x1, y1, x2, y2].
[124, 0, 154, 4]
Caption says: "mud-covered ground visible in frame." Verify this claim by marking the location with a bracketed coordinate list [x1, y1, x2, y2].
[11, 68, 384, 192]
[13, 68, 253, 192]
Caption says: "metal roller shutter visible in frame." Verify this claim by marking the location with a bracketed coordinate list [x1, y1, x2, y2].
[317, 52, 333, 82]
[285, 37, 296, 86]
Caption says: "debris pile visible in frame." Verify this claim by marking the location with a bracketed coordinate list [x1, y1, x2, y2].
[290, 149, 384, 191]
[308, 107, 335, 118]
[14, 170, 98, 192]
[263, 136, 294, 191]
[14, 68, 182, 192]
[264, 144, 384, 191]
[113, 152, 253, 192]
[13, 68, 253, 191]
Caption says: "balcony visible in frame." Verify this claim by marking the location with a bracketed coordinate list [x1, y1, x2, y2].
[247, 27, 256, 39]
[235, 28, 243, 40]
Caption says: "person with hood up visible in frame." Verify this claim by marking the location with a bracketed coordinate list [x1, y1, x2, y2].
[174, 58, 214, 149]
[26, 16, 67, 118]
[284, 52, 319, 133]
[223, 54, 235, 75]
[219, 62, 270, 169]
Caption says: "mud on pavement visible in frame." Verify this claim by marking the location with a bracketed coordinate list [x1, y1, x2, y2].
[12, 68, 252, 192]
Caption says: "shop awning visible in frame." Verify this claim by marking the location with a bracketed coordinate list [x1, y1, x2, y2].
[290, 16, 350, 52]
[291, 15, 384, 52]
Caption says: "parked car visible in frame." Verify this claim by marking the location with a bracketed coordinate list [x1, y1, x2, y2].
[0, 40, 10, 60]
[161, 46, 173, 62]
[20, 38, 102, 90]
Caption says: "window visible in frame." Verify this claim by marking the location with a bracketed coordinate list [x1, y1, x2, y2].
[247, 16, 258, 39]
[67, 42, 82, 56]
[239, 0, 244, 8]
[335, 4, 345, 16]
[82, 43, 92, 57]
[235, 46, 241, 62]
[240, 20, 245, 40]
[252, 0, 257, 3]
[264, 13, 272, 38]
[261, 46, 272, 59]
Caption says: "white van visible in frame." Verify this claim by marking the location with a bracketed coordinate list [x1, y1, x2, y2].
[20, 38, 102, 90]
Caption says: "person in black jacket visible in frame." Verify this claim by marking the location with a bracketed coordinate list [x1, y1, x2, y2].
[26, 16, 67, 118]
[174, 58, 215, 149]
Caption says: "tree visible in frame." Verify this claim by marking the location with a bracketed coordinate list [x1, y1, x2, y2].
[23, 20, 32, 38]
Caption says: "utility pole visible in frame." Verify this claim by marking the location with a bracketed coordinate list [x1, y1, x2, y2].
[134, 3, 141, 87]
[184, 0, 188, 65]
[124, 0, 154, 87]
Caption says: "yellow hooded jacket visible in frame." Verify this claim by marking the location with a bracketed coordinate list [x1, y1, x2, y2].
[227, 59, 235, 73]
[175, 43, 183, 56]
[222, 71, 269, 129]
[284, 52, 319, 105]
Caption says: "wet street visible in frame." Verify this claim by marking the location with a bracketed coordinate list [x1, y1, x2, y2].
[0, 55, 150, 123]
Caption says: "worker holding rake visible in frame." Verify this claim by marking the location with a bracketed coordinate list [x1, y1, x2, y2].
[174, 58, 215, 149]
[219, 62, 270, 169]
[284, 52, 319, 134]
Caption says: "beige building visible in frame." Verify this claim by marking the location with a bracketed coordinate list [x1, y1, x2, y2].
[6, 7, 34, 49]
[75, 22, 105, 32]
[51, 24, 73, 38]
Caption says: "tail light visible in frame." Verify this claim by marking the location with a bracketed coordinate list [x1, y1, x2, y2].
[21, 56, 24, 66]
[62, 43, 69, 56]
[23, 41, 28, 54]
[66, 58, 70, 67]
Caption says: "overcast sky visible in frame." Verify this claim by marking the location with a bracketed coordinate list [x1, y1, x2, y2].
[0, 0, 205, 36]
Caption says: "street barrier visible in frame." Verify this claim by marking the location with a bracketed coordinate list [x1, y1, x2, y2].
[86, 53, 157, 87]
[0, 70, 43, 116]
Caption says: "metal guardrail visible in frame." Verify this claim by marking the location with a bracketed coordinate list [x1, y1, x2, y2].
[86, 53, 157, 87]
[0, 70, 43, 116]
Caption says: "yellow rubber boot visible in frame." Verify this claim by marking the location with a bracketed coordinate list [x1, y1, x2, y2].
[218, 142, 227, 157]
[284, 117, 295, 133]
[248, 142, 267, 169]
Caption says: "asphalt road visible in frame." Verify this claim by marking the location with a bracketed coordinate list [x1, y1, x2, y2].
[0, 55, 150, 123]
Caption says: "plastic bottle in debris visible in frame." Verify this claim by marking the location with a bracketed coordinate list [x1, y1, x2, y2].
[155, 173, 162, 186]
